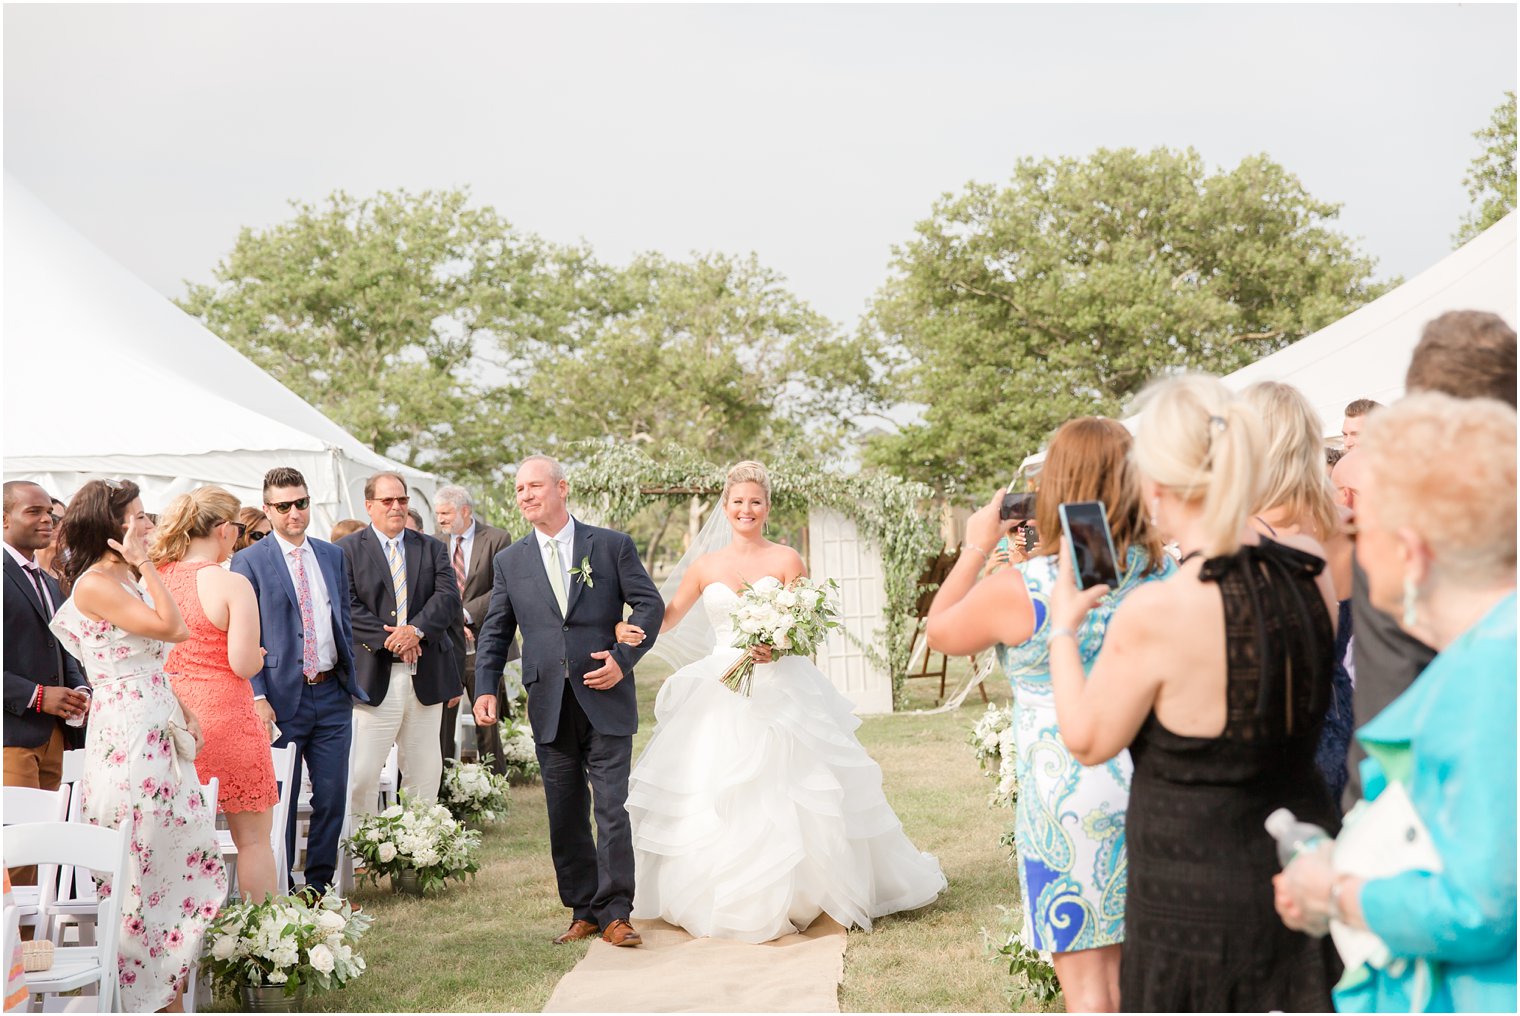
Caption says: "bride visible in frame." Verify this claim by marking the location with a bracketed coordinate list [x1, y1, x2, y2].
[615, 461, 945, 943]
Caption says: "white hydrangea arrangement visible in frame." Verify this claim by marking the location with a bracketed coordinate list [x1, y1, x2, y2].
[200, 888, 372, 1000]
[440, 757, 511, 824]
[969, 702, 1019, 808]
[720, 575, 842, 695]
[499, 718, 540, 784]
[343, 792, 482, 893]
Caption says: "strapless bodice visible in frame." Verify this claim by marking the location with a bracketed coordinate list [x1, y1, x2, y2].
[700, 582, 741, 644]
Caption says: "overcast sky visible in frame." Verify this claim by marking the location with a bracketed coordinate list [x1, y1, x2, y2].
[4, 3, 1515, 330]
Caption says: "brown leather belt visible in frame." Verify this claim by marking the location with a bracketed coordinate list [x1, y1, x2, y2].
[305, 670, 336, 685]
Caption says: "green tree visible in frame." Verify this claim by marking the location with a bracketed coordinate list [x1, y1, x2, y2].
[864, 147, 1391, 492]
[1455, 91, 1517, 246]
[179, 188, 599, 486]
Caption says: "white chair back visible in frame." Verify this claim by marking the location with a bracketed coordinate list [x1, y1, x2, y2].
[269, 744, 297, 878]
[377, 743, 400, 811]
[4, 822, 128, 1013]
[1, 785, 70, 826]
[60, 748, 86, 787]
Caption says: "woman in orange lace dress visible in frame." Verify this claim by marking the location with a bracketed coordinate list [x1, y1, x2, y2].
[152, 487, 280, 902]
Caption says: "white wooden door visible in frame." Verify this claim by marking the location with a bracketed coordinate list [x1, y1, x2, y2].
[807, 509, 893, 714]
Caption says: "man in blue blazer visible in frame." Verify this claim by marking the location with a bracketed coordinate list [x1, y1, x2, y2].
[475, 455, 664, 948]
[230, 467, 365, 895]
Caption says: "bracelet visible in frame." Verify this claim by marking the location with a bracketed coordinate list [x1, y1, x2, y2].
[1329, 876, 1349, 925]
[962, 542, 991, 562]
[1049, 625, 1078, 642]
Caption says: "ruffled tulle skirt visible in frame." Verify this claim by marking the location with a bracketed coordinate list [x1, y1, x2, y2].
[627, 648, 946, 943]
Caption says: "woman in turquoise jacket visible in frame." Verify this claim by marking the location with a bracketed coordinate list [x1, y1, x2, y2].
[1274, 392, 1517, 1012]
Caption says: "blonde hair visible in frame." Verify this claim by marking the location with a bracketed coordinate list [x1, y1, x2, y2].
[1133, 374, 1265, 558]
[721, 461, 771, 504]
[151, 486, 242, 565]
[1242, 381, 1341, 541]
[1359, 393, 1517, 586]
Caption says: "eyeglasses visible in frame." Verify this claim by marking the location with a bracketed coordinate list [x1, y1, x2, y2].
[224, 520, 248, 538]
[368, 496, 410, 508]
[266, 497, 310, 514]
[248, 529, 270, 542]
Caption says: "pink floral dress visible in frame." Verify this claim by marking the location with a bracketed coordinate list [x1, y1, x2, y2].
[49, 576, 227, 1012]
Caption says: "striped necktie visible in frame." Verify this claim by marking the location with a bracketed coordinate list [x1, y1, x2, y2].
[386, 538, 408, 626]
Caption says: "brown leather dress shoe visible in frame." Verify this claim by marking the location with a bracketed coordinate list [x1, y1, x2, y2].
[601, 918, 642, 947]
[553, 919, 601, 945]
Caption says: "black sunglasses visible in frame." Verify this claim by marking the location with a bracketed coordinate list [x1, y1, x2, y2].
[248, 529, 270, 542]
[225, 520, 248, 539]
[266, 497, 310, 514]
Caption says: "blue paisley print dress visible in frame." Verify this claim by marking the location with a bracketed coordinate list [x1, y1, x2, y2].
[996, 546, 1173, 953]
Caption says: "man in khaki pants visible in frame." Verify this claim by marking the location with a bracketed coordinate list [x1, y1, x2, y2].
[3, 481, 90, 887]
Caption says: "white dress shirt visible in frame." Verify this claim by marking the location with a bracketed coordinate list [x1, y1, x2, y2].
[535, 518, 575, 600]
[272, 531, 338, 671]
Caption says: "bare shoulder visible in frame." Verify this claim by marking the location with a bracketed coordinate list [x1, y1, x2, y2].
[771, 544, 806, 578]
[202, 565, 253, 595]
[1109, 575, 1185, 638]
[1271, 531, 1329, 561]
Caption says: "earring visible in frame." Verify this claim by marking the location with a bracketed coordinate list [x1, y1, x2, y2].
[1402, 574, 1420, 629]
[1148, 497, 1161, 528]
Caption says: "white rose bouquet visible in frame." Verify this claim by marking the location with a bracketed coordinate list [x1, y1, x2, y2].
[968, 703, 1018, 808]
[719, 576, 841, 696]
[500, 718, 540, 784]
[200, 887, 372, 1002]
[440, 757, 511, 825]
[343, 792, 482, 893]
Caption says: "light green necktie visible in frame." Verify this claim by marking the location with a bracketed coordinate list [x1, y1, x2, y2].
[546, 538, 568, 615]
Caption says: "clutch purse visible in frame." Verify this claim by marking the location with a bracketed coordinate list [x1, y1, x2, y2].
[167, 697, 201, 762]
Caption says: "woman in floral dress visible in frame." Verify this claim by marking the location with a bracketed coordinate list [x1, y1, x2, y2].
[51, 480, 226, 1013]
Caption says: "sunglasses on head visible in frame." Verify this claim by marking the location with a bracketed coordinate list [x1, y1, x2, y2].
[267, 497, 310, 514]
[369, 496, 410, 508]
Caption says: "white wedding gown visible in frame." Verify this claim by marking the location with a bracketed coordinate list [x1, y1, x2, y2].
[627, 579, 946, 943]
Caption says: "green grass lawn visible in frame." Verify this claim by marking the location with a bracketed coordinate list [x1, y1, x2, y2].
[215, 659, 1040, 1013]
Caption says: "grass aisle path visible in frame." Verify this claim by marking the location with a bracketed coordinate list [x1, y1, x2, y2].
[223, 665, 1024, 1013]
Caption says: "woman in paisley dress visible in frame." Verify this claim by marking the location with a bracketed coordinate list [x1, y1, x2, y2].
[926, 418, 1172, 1012]
[51, 480, 227, 1013]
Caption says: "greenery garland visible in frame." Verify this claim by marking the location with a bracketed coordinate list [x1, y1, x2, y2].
[567, 442, 939, 709]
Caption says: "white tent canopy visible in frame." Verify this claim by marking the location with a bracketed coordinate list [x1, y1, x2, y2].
[1019, 212, 1518, 475]
[3, 175, 440, 531]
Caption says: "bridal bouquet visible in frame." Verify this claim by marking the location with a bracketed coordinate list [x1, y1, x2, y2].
[344, 793, 481, 894]
[201, 888, 372, 1003]
[719, 576, 841, 696]
[440, 757, 511, 825]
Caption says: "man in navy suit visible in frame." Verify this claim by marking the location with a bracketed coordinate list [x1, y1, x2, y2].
[474, 455, 663, 948]
[338, 472, 460, 818]
[231, 467, 364, 894]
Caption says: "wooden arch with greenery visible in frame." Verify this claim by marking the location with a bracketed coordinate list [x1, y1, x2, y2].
[568, 443, 940, 708]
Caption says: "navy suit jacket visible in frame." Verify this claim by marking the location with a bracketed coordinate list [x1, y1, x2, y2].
[3, 553, 88, 748]
[338, 527, 461, 708]
[230, 534, 363, 721]
[474, 520, 663, 742]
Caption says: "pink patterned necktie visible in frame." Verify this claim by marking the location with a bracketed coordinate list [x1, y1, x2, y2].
[291, 548, 320, 678]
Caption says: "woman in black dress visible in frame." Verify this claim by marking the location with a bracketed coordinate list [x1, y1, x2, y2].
[1043, 374, 1342, 1012]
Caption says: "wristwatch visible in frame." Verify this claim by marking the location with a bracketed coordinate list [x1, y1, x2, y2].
[411, 625, 424, 641]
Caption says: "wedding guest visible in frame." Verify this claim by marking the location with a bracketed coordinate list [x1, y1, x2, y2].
[1341, 398, 1381, 450]
[1242, 381, 1355, 808]
[405, 508, 424, 532]
[32, 498, 67, 580]
[924, 419, 1172, 1012]
[1045, 375, 1340, 1011]
[329, 519, 364, 543]
[1344, 310, 1516, 805]
[1274, 393, 1516, 1013]
[3, 481, 89, 887]
[230, 468, 362, 895]
[153, 486, 281, 903]
[339, 472, 460, 816]
[51, 479, 225, 1012]
[232, 507, 271, 554]
[434, 484, 516, 770]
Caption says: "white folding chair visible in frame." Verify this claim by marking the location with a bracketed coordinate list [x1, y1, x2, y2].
[453, 691, 477, 763]
[2, 786, 71, 940]
[4, 822, 127, 1013]
[376, 743, 399, 811]
[59, 750, 86, 788]
[216, 744, 294, 900]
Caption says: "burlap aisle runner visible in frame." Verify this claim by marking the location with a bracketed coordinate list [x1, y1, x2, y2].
[542, 916, 847, 1013]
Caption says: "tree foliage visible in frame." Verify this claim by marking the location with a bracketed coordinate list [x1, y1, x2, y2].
[862, 147, 1392, 492]
[1455, 91, 1517, 246]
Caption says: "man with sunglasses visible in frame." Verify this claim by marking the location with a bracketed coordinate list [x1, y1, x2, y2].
[338, 471, 461, 819]
[230, 467, 364, 895]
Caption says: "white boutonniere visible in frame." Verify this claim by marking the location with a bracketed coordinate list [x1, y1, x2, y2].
[569, 556, 594, 588]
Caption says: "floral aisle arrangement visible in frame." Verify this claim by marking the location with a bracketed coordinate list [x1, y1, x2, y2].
[201, 889, 371, 1010]
[969, 702, 1018, 807]
[440, 757, 511, 825]
[343, 794, 481, 895]
[720, 576, 842, 695]
[499, 719, 540, 784]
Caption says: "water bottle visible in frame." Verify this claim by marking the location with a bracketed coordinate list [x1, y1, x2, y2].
[1264, 807, 1330, 867]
